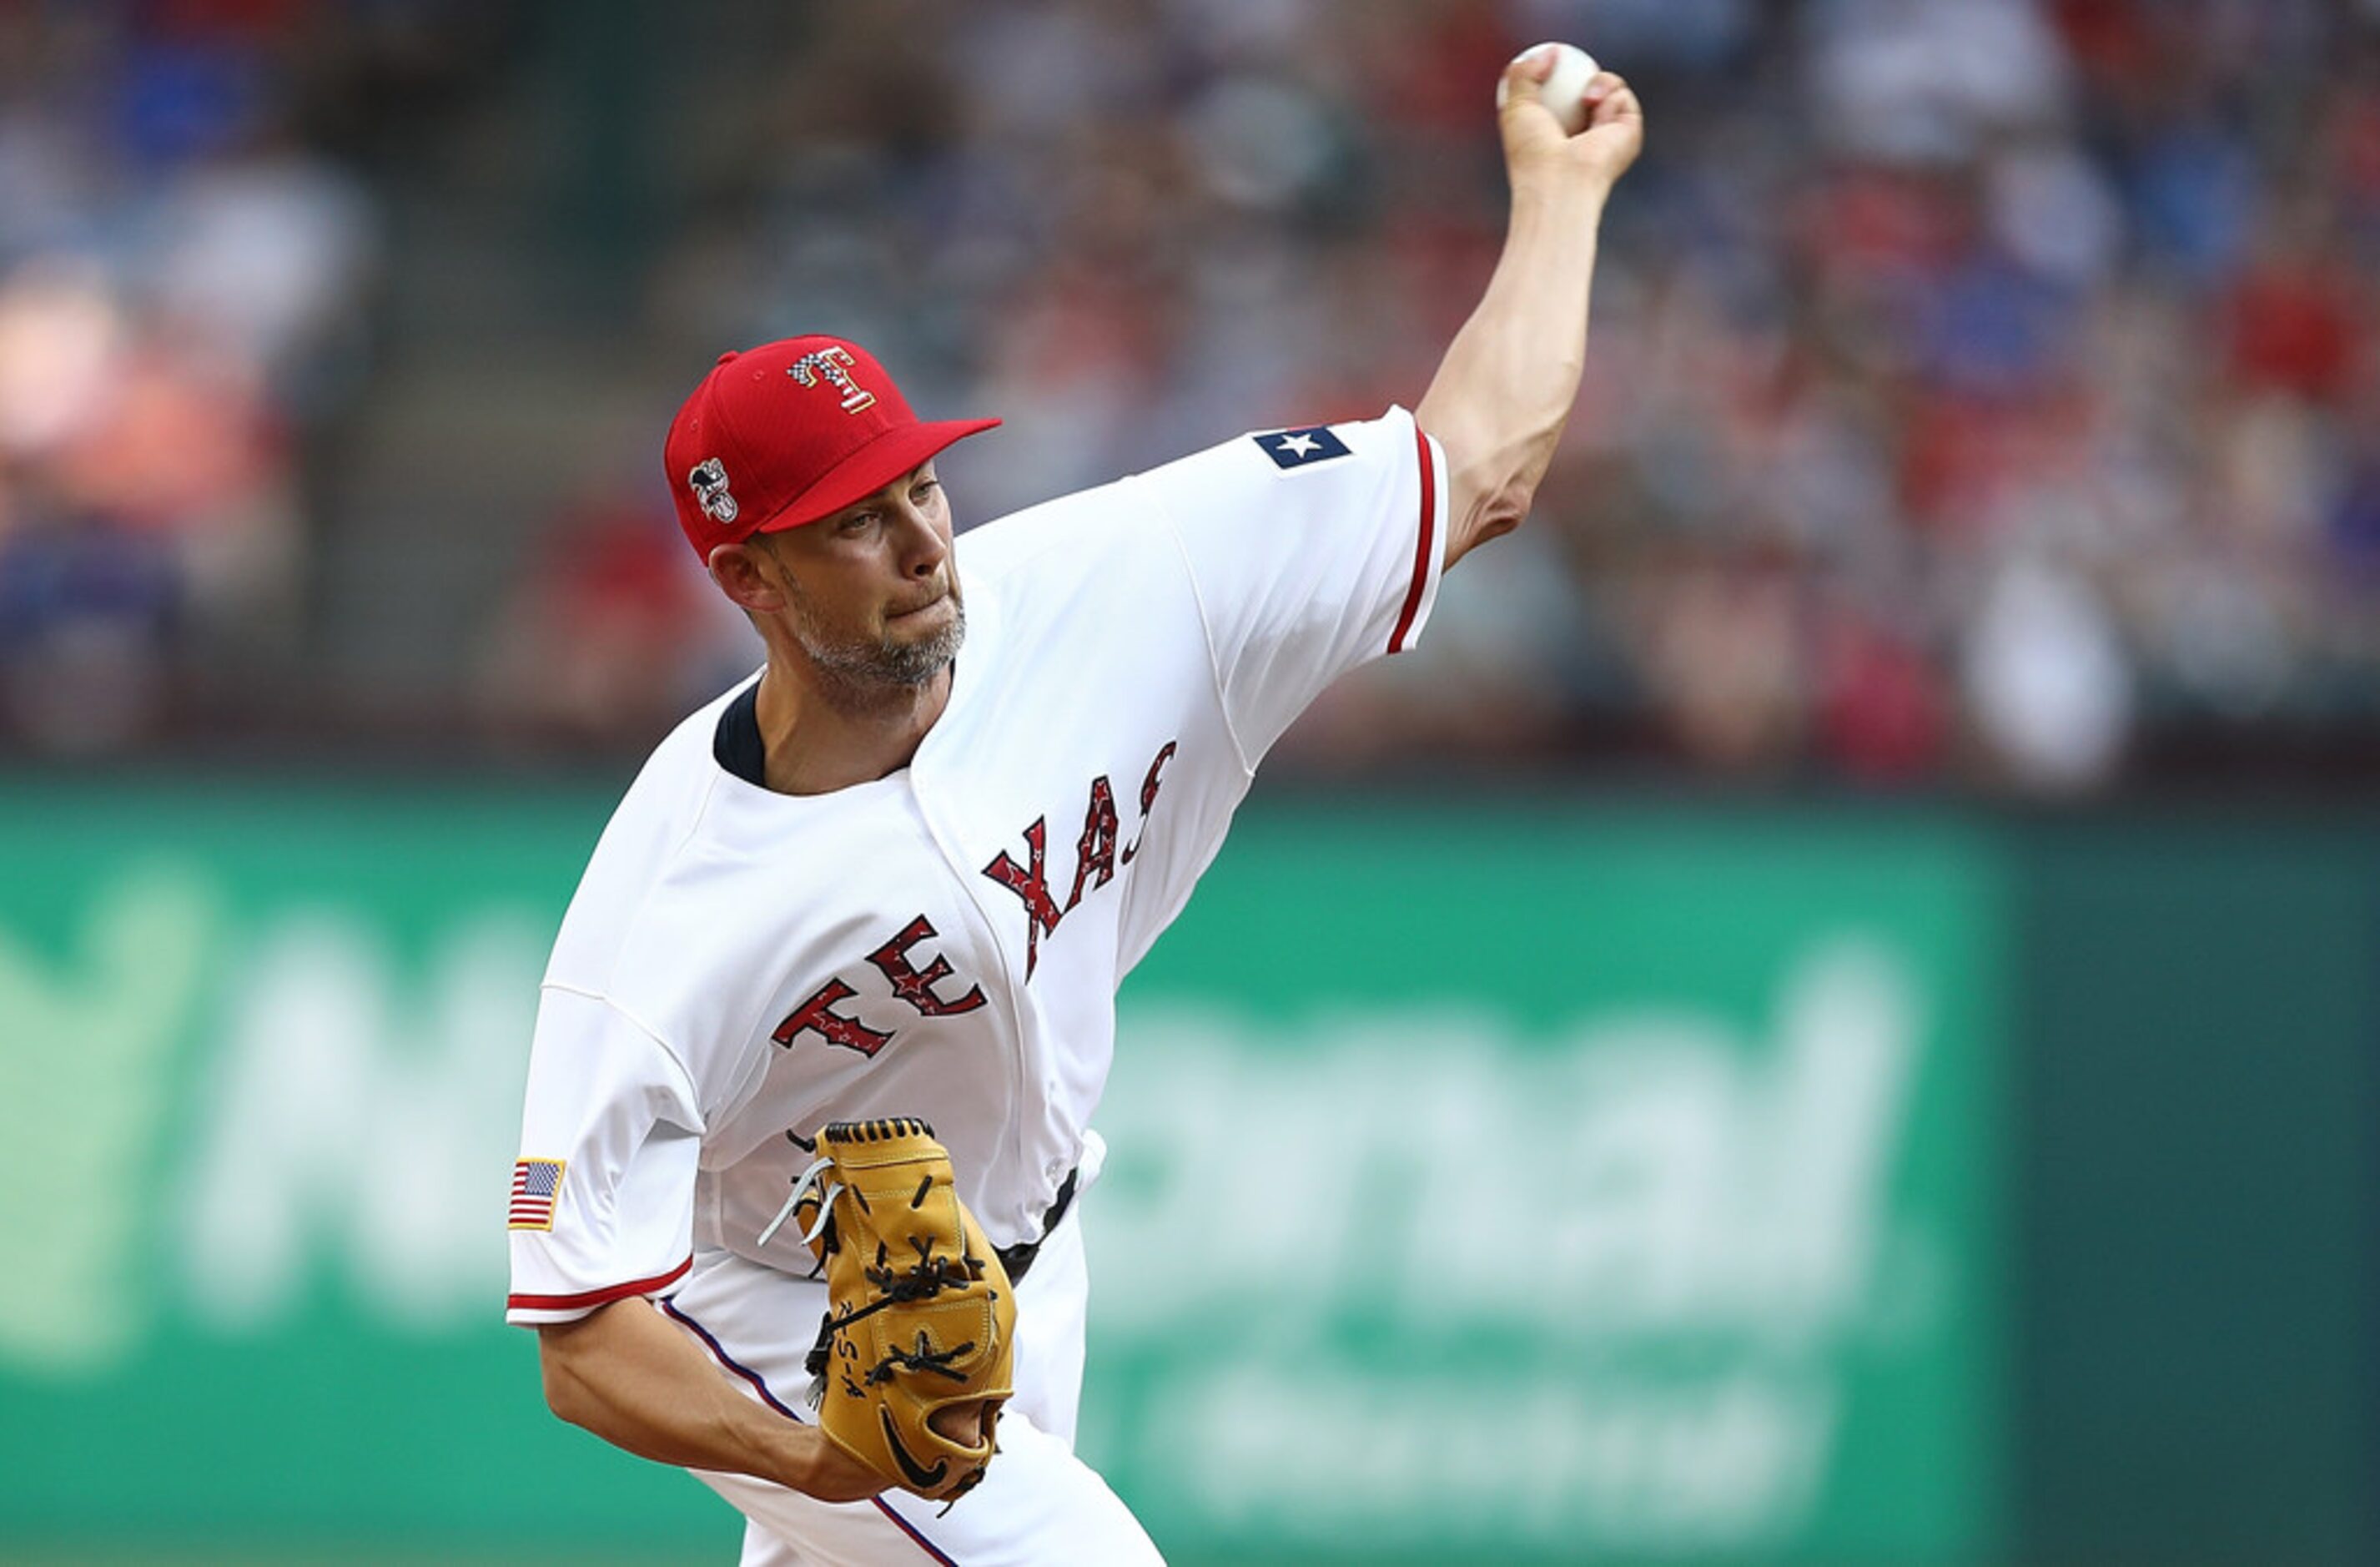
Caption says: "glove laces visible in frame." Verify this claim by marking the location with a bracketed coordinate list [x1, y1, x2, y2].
[757, 1155, 842, 1249]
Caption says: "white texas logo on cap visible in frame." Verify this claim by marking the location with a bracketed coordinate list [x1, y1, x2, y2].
[787, 345, 877, 414]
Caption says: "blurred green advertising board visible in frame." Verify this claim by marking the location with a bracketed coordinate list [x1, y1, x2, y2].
[0, 784, 2005, 1564]
[1096, 804, 2007, 1564]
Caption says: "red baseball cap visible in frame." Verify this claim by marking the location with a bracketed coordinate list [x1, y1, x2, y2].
[663, 335, 1000, 561]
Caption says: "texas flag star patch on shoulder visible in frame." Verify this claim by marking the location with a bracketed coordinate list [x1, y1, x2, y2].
[1255, 425, 1351, 470]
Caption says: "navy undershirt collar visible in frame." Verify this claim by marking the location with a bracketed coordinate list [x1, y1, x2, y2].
[712, 681, 767, 788]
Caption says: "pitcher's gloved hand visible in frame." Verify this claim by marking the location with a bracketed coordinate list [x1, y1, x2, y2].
[774, 1118, 1017, 1505]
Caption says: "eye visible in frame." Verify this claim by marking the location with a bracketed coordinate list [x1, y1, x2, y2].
[912, 478, 941, 500]
[839, 511, 881, 534]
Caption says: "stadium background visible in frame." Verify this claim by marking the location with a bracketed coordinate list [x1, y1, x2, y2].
[0, 1, 2373, 1563]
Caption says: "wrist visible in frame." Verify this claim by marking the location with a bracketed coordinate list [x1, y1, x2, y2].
[745, 1416, 828, 1494]
[785, 1420, 884, 1502]
[790, 1423, 842, 1493]
[1509, 174, 1608, 228]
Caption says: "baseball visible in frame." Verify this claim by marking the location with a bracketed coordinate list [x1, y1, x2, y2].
[1496, 41, 1602, 136]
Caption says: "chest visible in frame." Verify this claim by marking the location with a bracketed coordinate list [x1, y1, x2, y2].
[715, 729, 1185, 1068]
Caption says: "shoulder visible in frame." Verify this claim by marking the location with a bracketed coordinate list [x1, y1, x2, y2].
[544, 678, 750, 987]
[611, 681, 746, 831]
[1134, 406, 1420, 506]
[954, 471, 1158, 587]
[954, 408, 1418, 579]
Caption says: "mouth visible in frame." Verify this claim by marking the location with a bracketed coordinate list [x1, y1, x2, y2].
[888, 589, 951, 621]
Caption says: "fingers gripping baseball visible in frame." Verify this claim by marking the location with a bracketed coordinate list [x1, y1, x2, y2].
[1497, 46, 1644, 195]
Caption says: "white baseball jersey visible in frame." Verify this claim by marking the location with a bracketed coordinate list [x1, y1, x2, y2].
[506, 408, 1447, 1332]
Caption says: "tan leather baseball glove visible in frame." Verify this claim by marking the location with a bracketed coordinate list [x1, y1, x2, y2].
[774, 1118, 1016, 1504]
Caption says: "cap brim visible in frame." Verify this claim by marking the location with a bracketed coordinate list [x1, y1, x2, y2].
[751, 417, 1002, 533]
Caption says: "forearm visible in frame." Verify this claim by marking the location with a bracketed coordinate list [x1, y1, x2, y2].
[1417, 53, 1641, 569]
[1416, 180, 1608, 564]
[538, 1297, 860, 1498]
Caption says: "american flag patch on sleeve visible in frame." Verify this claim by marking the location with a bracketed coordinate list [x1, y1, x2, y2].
[509, 1158, 566, 1231]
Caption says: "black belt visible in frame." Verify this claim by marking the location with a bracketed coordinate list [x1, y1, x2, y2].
[997, 1166, 1079, 1284]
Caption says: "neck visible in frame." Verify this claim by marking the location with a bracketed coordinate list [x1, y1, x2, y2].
[752, 656, 953, 795]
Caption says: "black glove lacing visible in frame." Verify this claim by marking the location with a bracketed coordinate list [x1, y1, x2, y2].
[865, 1329, 979, 1386]
[803, 1239, 987, 1382]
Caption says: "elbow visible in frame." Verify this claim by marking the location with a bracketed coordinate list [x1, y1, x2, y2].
[1441, 453, 1541, 566]
[1452, 495, 1528, 567]
[1422, 410, 1565, 565]
[1475, 475, 1537, 539]
[541, 1357, 587, 1428]
[538, 1324, 600, 1429]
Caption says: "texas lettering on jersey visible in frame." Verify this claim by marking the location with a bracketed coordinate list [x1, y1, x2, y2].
[771, 738, 1179, 1057]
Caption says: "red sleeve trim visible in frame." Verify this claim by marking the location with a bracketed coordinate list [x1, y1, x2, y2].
[1388, 427, 1437, 655]
[507, 1255, 692, 1313]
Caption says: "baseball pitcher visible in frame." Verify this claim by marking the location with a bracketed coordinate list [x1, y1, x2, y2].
[508, 49, 1643, 1565]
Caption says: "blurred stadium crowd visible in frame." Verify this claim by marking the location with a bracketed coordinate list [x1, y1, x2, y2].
[4, 0, 2379, 791]
[0, 0, 473, 751]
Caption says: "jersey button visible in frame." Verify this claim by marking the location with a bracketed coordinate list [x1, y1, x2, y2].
[1046, 1159, 1069, 1182]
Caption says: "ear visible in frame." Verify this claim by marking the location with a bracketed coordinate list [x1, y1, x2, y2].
[707, 541, 786, 613]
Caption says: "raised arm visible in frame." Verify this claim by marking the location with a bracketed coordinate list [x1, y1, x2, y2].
[1416, 49, 1644, 570]
[538, 1297, 887, 1503]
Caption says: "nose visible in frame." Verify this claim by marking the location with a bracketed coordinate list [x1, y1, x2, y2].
[892, 501, 947, 579]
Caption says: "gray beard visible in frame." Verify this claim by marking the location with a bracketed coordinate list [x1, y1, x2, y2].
[799, 599, 966, 703]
